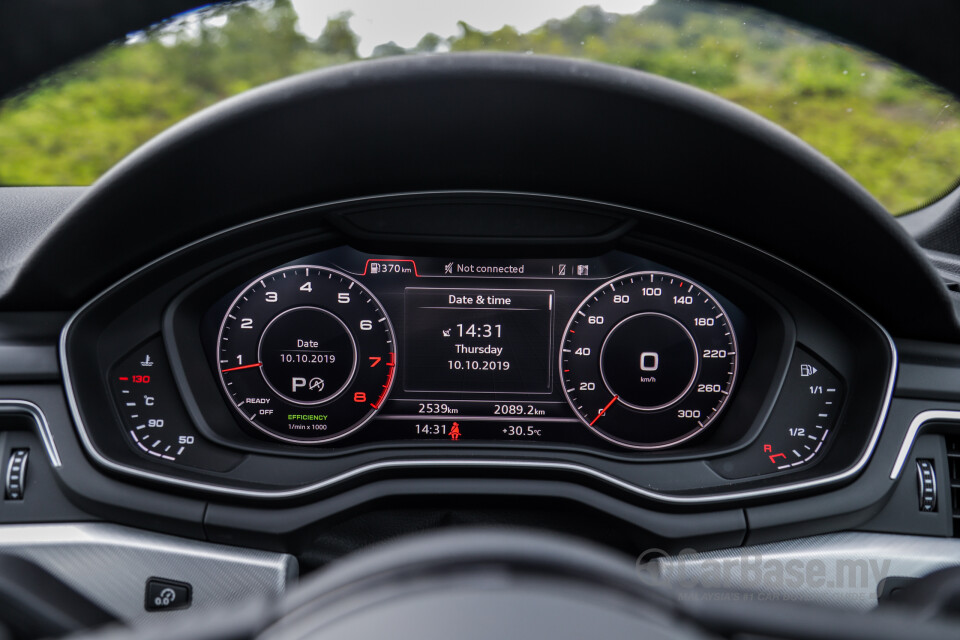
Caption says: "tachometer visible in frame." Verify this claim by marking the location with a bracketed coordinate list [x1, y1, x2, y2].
[217, 266, 396, 444]
[560, 271, 737, 449]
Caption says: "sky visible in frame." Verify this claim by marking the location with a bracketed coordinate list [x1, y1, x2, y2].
[289, 0, 656, 56]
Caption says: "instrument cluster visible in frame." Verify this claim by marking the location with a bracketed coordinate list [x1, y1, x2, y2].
[63, 194, 894, 503]
[198, 249, 761, 453]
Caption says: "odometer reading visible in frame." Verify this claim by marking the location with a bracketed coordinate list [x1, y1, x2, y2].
[560, 272, 738, 449]
[217, 266, 396, 444]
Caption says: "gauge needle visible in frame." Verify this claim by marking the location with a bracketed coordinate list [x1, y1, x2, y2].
[221, 362, 262, 373]
[589, 395, 619, 426]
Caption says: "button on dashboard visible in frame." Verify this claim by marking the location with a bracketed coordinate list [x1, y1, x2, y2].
[145, 577, 192, 611]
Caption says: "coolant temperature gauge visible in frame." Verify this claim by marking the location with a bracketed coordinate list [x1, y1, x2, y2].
[109, 337, 238, 470]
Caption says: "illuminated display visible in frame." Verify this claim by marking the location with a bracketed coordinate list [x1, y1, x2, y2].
[403, 288, 554, 393]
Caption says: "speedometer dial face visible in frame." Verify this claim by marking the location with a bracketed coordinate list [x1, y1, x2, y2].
[217, 266, 396, 444]
[560, 271, 737, 449]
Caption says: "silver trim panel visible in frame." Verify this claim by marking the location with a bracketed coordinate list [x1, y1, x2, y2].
[0, 522, 296, 625]
[654, 531, 960, 610]
[58, 191, 899, 503]
[0, 399, 62, 467]
[890, 409, 960, 479]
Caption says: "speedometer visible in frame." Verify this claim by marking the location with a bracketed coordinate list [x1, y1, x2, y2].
[217, 265, 396, 444]
[560, 271, 737, 449]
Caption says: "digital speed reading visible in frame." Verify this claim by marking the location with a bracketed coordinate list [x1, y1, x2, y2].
[560, 271, 738, 449]
[217, 265, 396, 443]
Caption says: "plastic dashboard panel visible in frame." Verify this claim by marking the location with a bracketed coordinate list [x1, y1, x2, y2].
[60, 192, 895, 506]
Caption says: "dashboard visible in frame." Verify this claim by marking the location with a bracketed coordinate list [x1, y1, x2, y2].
[2, 52, 960, 632]
[60, 193, 894, 504]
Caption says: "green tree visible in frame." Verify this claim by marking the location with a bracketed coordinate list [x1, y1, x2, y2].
[315, 11, 359, 59]
[1, 0, 958, 214]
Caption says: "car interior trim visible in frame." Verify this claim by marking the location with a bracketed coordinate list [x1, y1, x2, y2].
[0, 399, 62, 468]
[0, 522, 297, 625]
[889, 409, 960, 479]
[654, 531, 960, 609]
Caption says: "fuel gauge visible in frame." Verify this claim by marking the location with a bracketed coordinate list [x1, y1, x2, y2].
[709, 347, 843, 479]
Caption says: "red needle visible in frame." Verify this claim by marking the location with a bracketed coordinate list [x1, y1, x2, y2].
[221, 362, 262, 373]
[589, 395, 619, 426]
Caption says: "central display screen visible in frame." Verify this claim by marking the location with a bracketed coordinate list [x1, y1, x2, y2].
[403, 288, 554, 393]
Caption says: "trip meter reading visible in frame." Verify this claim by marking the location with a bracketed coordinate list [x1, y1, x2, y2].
[217, 266, 396, 443]
[560, 271, 737, 449]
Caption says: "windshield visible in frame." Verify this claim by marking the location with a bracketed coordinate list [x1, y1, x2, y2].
[1, 0, 957, 215]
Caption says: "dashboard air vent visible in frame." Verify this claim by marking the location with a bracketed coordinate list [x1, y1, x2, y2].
[948, 435, 960, 537]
